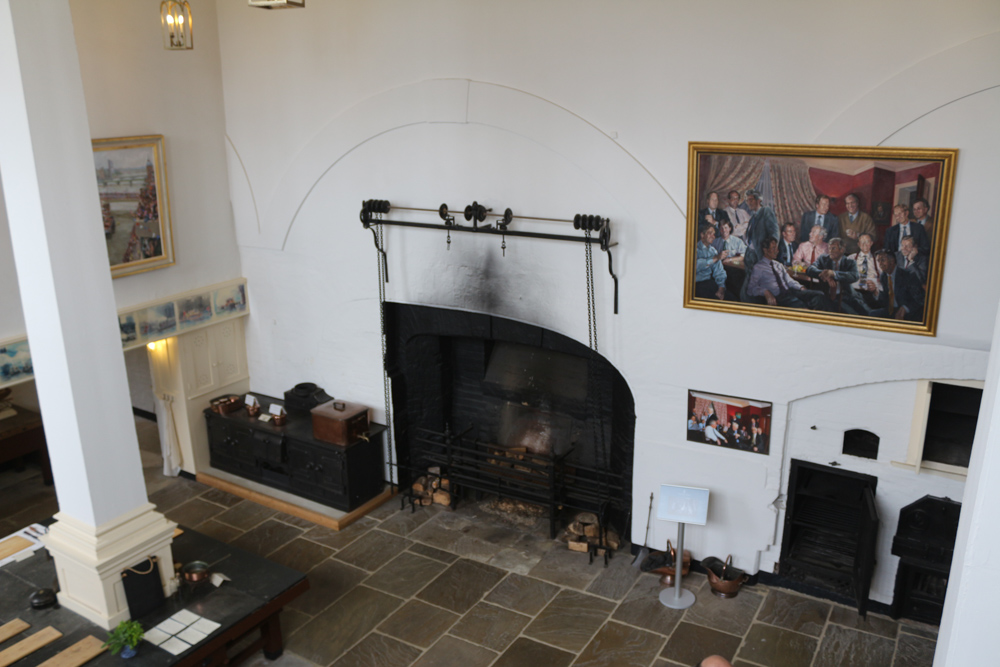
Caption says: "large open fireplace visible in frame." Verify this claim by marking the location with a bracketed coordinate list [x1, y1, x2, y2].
[384, 303, 635, 543]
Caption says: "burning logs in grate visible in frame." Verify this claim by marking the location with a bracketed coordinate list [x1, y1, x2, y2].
[566, 512, 620, 555]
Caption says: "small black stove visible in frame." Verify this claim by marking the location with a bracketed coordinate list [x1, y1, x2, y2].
[890, 494, 961, 625]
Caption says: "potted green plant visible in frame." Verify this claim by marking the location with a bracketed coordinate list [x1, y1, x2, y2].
[103, 620, 144, 658]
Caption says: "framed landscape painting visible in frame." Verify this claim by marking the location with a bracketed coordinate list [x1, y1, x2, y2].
[683, 142, 957, 336]
[93, 135, 175, 278]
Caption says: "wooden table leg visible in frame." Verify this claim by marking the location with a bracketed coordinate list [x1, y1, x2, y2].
[261, 611, 284, 660]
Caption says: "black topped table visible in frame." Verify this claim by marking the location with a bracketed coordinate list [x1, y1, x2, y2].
[0, 527, 308, 667]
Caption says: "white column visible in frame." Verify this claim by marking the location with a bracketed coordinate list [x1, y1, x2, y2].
[935, 299, 1000, 665]
[0, 0, 174, 629]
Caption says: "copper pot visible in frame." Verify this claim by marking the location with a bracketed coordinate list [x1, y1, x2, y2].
[703, 555, 749, 598]
[181, 561, 210, 582]
[653, 540, 691, 584]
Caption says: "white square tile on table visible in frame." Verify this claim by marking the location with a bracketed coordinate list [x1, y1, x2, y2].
[143, 628, 171, 646]
[154, 618, 186, 635]
[170, 609, 201, 627]
[159, 637, 192, 656]
[177, 626, 208, 646]
[190, 618, 221, 635]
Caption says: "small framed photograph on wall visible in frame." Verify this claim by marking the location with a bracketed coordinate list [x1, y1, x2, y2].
[684, 142, 958, 336]
[93, 135, 175, 278]
[687, 390, 772, 455]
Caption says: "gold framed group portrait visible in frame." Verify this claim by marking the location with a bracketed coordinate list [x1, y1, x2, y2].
[683, 142, 957, 336]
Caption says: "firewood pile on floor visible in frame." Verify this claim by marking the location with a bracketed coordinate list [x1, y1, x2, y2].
[565, 511, 620, 555]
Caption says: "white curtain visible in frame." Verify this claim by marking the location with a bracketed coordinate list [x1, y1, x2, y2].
[156, 393, 182, 477]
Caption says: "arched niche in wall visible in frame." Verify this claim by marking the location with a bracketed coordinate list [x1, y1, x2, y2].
[843, 429, 880, 460]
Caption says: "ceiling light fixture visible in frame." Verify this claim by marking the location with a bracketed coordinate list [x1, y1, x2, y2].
[248, 0, 305, 9]
[160, 1, 193, 50]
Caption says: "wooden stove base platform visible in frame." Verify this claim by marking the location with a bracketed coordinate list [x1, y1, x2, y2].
[196, 472, 395, 531]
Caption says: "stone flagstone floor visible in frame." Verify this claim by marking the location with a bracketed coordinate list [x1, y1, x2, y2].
[0, 417, 939, 667]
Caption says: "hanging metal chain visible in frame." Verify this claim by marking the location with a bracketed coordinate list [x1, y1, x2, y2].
[374, 222, 395, 492]
[584, 232, 610, 552]
[585, 230, 597, 353]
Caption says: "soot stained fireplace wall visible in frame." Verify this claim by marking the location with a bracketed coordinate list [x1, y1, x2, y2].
[384, 303, 635, 536]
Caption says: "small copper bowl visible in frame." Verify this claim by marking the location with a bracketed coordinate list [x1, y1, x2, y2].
[182, 561, 210, 582]
[272, 413, 287, 426]
[247, 403, 261, 418]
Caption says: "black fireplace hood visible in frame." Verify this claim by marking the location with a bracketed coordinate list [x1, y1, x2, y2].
[482, 341, 588, 412]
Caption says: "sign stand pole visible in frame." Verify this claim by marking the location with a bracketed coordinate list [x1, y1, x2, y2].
[658, 521, 696, 609]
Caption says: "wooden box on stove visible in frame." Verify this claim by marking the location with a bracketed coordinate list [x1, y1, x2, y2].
[311, 399, 370, 446]
[205, 394, 384, 511]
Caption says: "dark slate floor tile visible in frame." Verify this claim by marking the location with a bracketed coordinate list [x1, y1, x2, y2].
[335, 530, 413, 571]
[449, 602, 530, 652]
[165, 498, 225, 528]
[287, 558, 369, 616]
[148, 478, 204, 512]
[573, 620, 666, 667]
[269, 511, 318, 529]
[214, 500, 277, 531]
[230, 519, 303, 558]
[524, 589, 616, 652]
[279, 607, 312, 638]
[756, 589, 831, 637]
[289, 586, 403, 666]
[408, 513, 475, 553]
[302, 517, 376, 550]
[417, 559, 507, 614]
[486, 573, 560, 616]
[267, 537, 333, 573]
[660, 622, 742, 666]
[828, 606, 899, 639]
[378, 599, 460, 648]
[367, 499, 404, 521]
[193, 519, 244, 544]
[813, 624, 895, 667]
[408, 542, 459, 564]
[527, 544, 603, 590]
[683, 585, 764, 637]
[492, 637, 574, 667]
[411, 636, 496, 667]
[587, 549, 642, 600]
[365, 552, 447, 598]
[379, 505, 440, 536]
[736, 622, 818, 667]
[486, 537, 555, 575]
[900, 620, 939, 640]
[198, 487, 244, 508]
[331, 632, 422, 667]
[611, 574, 689, 636]
[894, 633, 936, 667]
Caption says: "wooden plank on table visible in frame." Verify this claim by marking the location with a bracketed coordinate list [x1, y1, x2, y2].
[36, 636, 105, 667]
[0, 620, 29, 645]
[0, 536, 32, 561]
[0, 627, 63, 667]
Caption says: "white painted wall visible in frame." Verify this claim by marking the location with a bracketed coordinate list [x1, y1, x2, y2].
[212, 0, 1000, 599]
[0, 0, 240, 341]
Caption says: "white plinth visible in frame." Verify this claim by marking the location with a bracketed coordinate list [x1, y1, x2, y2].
[43, 503, 177, 629]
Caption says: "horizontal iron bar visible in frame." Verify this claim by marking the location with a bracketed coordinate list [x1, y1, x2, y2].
[374, 218, 605, 244]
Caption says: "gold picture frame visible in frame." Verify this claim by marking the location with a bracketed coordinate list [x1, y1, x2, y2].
[684, 142, 957, 336]
[92, 135, 175, 278]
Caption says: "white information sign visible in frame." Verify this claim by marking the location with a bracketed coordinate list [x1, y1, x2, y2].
[657, 484, 710, 526]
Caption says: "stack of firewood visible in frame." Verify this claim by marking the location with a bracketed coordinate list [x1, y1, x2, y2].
[565, 511, 620, 555]
[411, 466, 451, 507]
